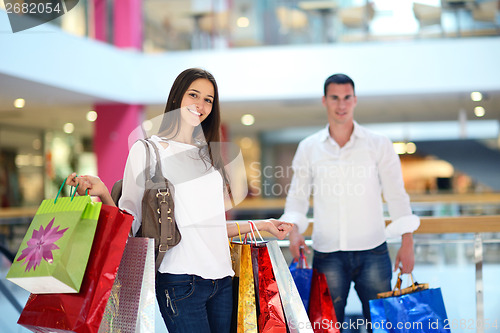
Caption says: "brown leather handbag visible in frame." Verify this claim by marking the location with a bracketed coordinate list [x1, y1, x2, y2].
[111, 139, 181, 272]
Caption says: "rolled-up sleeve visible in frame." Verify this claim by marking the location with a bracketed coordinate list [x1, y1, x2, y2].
[385, 214, 420, 239]
[118, 141, 148, 236]
[280, 141, 312, 234]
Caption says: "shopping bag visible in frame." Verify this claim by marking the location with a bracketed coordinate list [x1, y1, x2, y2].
[230, 240, 242, 333]
[375, 269, 428, 299]
[369, 271, 450, 333]
[251, 242, 287, 333]
[7, 186, 101, 294]
[98, 237, 155, 333]
[267, 240, 313, 333]
[289, 247, 313, 311]
[17, 204, 134, 333]
[230, 238, 258, 333]
[308, 270, 339, 333]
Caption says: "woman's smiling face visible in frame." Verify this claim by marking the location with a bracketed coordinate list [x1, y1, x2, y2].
[180, 78, 215, 127]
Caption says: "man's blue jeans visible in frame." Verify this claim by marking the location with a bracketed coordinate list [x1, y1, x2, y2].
[312, 242, 392, 329]
[156, 273, 233, 333]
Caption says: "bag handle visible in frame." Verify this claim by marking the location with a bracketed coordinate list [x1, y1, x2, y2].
[55, 176, 88, 204]
[291, 246, 309, 269]
[248, 221, 257, 243]
[235, 222, 242, 242]
[241, 222, 257, 244]
[248, 220, 265, 242]
[243, 231, 252, 244]
[298, 246, 309, 269]
[229, 221, 263, 245]
[229, 222, 243, 249]
[392, 268, 419, 295]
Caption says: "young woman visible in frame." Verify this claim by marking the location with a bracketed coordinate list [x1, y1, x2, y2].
[68, 68, 293, 333]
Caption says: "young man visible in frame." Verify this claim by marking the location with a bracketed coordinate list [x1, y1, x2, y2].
[281, 73, 420, 328]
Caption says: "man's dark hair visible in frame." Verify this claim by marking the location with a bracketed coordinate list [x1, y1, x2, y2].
[323, 74, 355, 96]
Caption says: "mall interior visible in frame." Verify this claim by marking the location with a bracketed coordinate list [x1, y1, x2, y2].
[1, 0, 500, 331]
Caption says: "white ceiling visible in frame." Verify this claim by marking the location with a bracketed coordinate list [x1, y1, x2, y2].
[1, 0, 499, 150]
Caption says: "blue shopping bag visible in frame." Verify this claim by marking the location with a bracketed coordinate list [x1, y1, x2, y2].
[369, 271, 450, 333]
[289, 247, 313, 311]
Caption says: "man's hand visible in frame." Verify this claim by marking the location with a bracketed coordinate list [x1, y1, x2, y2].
[394, 233, 415, 273]
[288, 225, 308, 260]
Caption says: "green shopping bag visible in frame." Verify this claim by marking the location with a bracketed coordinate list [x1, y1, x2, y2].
[7, 181, 101, 294]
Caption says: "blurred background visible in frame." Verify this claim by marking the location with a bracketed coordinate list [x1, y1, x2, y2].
[0, 0, 499, 332]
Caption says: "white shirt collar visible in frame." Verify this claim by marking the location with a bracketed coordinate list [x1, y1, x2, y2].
[320, 121, 366, 144]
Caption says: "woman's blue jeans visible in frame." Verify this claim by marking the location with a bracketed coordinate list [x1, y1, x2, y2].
[312, 242, 392, 329]
[156, 273, 233, 333]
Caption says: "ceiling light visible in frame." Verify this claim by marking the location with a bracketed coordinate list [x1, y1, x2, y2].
[63, 123, 75, 134]
[474, 106, 485, 117]
[86, 110, 98, 122]
[406, 142, 417, 154]
[470, 92, 482, 102]
[393, 142, 406, 155]
[14, 98, 25, 108]
[241, 114, 255, 126]
[237, 16, 250, 28]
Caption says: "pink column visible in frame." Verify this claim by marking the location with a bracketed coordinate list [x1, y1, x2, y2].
[91, 0, 107, 42]
[94, 104, 144, 191]
[91, 0, 144, 191]
[113, 0, 143, 49]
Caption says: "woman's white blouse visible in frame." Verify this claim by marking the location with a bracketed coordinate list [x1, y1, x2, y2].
[118, 135, 234, 279]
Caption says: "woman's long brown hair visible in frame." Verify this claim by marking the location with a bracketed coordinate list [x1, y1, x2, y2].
[158, 68, 231, 198]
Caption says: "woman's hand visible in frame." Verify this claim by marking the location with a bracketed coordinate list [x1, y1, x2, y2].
[255, 219, 294, 240]
[66, 173, 104, 196]
[66, 173, 86, 195]
[65, 173, 115, 206]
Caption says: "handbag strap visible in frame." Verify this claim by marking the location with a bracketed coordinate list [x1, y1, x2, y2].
[139, 139, 152, 182]
[144, 138, 164, 182]
[143, 138, 174, 271]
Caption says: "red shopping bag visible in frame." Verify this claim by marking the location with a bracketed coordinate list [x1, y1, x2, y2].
[308, 269, 340, 333]
[17, 204, 134, 333]
[251, 242, 287, 333]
